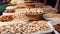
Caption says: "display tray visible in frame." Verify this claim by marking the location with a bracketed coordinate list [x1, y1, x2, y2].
[43, 14, 60, 21]
[0, 21, 54, 34]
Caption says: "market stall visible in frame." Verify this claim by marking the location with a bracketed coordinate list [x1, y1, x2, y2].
[0, 0, 60, 34]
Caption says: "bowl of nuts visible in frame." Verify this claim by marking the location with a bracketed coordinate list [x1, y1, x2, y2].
[15, 8, 44, 20]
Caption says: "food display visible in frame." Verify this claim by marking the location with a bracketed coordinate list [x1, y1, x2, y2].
[12, 14, 29, 21]
[0, 21, 52, 34]
[0, 0, 59, 34]
[15, 8, 43, 15]
[53, 24, 60, 33]
[43, 14, 60, 21]
[12, 13, 41, 21]
[22, 21, 50, 33]
[26, 8, 43, 15]
[0, 15, 15, 22]
[42, 8, 58, 14]
[15, 8, 58, 15]
[51, 21, 60, 34]
[43, 14, 60, 18]
[15, 8, 44, 20]
[25, 8, 43, 20]
[0, 23, 24, 34]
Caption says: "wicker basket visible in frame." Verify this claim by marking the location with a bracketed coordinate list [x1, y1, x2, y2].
[25, 14, 43, 20]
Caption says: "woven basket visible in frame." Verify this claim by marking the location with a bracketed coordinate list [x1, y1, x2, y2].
[25, 14, 43, 20]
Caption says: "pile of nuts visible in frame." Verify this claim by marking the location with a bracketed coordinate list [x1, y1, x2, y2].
[0, 21, 50, 34]
[23, 21, 50, 33]
[0, 15, 15, 22]
[15, 8, 43, 14]
[0, 23, 24, 34]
